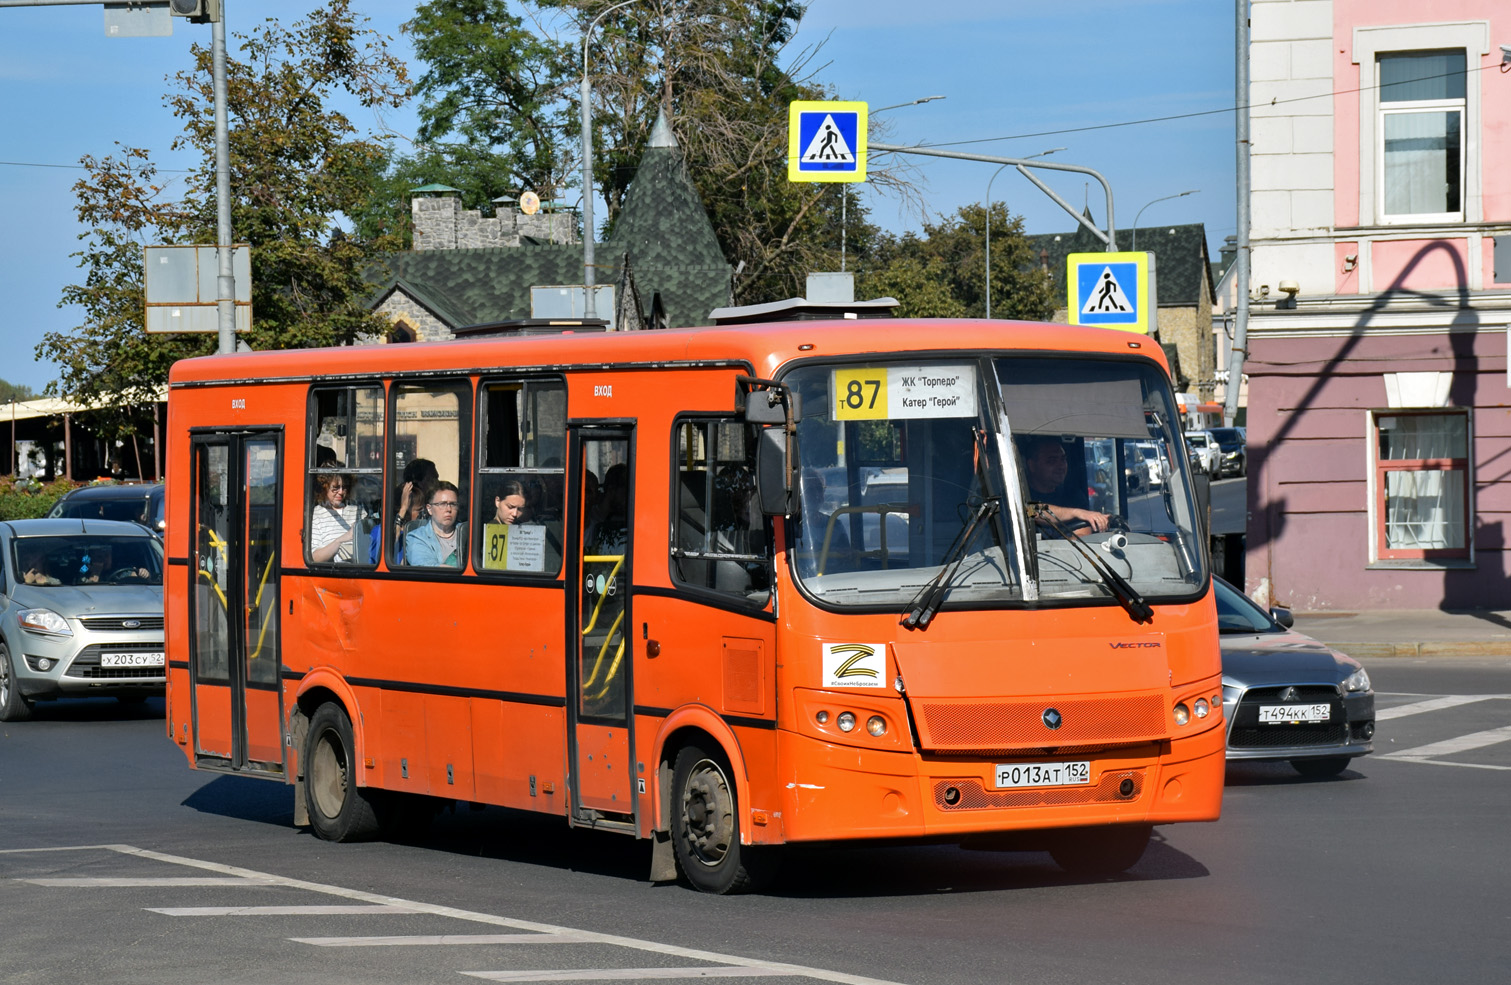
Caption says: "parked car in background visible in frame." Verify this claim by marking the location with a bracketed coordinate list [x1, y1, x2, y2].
[1184, 430, 1220, 475]
[1135, 441, 1164, 487]
[47, 482, 165, 537]
[1207, 427, 1247, 477]
[1214, 576, 1374, 776]
[0, 518, 165, 721]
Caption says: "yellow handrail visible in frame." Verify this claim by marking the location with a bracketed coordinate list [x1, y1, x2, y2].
[579, 554, 624, 636]
[581, 608, 625, 691]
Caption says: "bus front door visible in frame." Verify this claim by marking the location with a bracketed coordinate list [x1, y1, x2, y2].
[568, 427, 635, 823]
[188, 431, 286, 776]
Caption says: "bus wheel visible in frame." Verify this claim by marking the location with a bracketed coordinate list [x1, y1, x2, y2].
[1049, 824, 1151, 878]
[304, 702, 380, 842]
[671, 743, 763, 894]
[0, 644, 34, 723]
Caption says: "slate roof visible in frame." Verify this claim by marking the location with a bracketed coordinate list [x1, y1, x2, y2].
[1026, 215, 1215, 307]
[370, 109, 730, 333]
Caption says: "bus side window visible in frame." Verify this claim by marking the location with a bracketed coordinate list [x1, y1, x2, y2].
[670, 419, 771, 604]
[475, 379, 566, 577]
[391, 380, 472, 571]
[308, 385, 383, 567]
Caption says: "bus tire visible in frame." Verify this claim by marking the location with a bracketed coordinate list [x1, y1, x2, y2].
[304, 702, 380, 842]
[1049, 824, 1151, 878]
[0, 644, 34, 723]
[670, 742, 764, 895]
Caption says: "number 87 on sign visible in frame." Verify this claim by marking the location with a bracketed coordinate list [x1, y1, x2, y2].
[833, 367, 887, 420]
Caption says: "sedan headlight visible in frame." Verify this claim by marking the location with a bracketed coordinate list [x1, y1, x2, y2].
[18, 608, 72, 637]
[1343, 667, 1371, 693]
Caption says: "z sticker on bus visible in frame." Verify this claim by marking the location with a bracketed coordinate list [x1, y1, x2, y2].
[822, 643, 886, 688]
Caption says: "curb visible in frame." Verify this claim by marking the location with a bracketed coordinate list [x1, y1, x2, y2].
[1319, 641, 1511, 659]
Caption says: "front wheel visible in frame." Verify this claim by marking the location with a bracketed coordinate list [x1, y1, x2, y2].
[0, 644, 34, 723]
[1049, 824, 1152, 878]
[1291, 756, 1351, 778]
[304, 702, 380, 842]
[670, 742, 766, 894]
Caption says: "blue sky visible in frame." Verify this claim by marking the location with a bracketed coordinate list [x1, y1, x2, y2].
[0, 0, 1235, 394]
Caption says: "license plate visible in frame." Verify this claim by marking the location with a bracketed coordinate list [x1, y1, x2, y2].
[100, 652, 165, 668]
[994, 761, 1091, 789]
[1258, 703, 1330, 724]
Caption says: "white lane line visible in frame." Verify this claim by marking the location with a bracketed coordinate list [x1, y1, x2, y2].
[1376, 695, 1496, 720]
[1379, 724, 1511, 760]
[463, 969, 800, 982]
[151, 905, 426, 916]
[295, 933, 597, 947]
[1377, 758, 1511, 771]
[46, 846, 910, 985]
[22, 877, 275, 887]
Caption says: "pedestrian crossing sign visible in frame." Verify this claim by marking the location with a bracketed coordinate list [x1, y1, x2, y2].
[788, 100, 868, 183]
[1067, 251, 1154, 334]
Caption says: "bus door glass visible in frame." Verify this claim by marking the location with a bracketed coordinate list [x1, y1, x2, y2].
[189, 431, 285, 774]
[569, 428, 634, 819]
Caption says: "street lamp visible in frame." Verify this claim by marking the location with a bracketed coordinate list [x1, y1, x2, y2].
[840, 95, 946, 272]
[580, 0, 644, 321]
[985, 148, 1064, 319]
[1131, 189, 1199, 251]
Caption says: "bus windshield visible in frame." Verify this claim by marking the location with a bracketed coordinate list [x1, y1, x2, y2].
[785, 356, 1206, 611]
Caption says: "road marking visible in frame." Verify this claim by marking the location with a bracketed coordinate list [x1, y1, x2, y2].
[1375, 695, 1498, 720]
[296, 932, 597, 946]
[152, 905, 426, 916]
[463, 970, 801, 982]
[1379, 724, 1511, 762]
[8, 845, 912, 985]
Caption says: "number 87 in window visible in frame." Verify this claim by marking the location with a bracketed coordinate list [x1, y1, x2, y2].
[833, 367, 888, 420]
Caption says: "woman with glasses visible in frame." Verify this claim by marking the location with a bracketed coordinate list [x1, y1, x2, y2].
[404, 481, 467, 568]
[310, 473, 363, 563]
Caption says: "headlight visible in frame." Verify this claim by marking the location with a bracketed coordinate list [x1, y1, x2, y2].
[1194, 698, 1210, 718]
[866, 715, 887, 736]
[1173, 702, 1190, 726]
[1343, 667, 1371, 693]
[836, 711, 856, 733]
[18, 608, 72, 636]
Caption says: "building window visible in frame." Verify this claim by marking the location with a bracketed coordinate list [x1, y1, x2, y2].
[1377, 50, 1465, 222]
[1373, 411, 1469, 560]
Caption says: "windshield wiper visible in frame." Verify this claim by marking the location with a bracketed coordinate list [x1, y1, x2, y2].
[901, 497, 999, 631]
[1034, 507, 1154, 624]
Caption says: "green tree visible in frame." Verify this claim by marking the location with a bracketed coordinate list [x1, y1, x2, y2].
[856, 203, 1055, 320]
[0, 380, 37, 403]
[39, 2, 409, 416]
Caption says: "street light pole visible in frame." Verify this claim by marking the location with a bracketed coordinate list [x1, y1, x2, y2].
[580, 0, 642, 322]
[1131, 189, 1199, 251]
[985, 148, 1063, 319]
[842, 96, 946, 271]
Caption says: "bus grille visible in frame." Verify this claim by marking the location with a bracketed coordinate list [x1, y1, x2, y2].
[932, 769, 1145, 810]
[913, 693, 1167, 751]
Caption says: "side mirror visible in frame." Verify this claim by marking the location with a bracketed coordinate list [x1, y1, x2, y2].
[1270, 607, 1294, 629]
[755, 428, 796, 516]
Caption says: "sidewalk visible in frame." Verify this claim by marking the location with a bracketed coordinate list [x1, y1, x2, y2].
[1290, 608, 1511, 659]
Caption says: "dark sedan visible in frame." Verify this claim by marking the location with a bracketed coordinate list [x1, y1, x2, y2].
[1207, 427, 1246, 477]
[1215, 576, 1374, 776]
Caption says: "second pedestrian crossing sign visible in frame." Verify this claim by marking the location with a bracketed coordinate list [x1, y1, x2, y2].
[788, 100, 867, 182]
[1067, 251, 1155, 334]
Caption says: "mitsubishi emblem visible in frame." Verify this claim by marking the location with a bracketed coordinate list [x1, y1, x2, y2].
[1042, 708, 1063, 730]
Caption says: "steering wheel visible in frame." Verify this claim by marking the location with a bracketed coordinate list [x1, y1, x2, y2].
[105, 568, 139, 584]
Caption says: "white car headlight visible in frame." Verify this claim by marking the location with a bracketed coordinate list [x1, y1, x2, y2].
[1343, 667, 1371, 693]
[18, 608, 72, 637]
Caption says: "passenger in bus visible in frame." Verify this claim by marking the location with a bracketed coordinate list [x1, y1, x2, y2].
[405, 481, 466, 568]
[587, 464, 628, 555]
[798, 469, 852, 574]
[1021, 436, 1111, 533]
[491, 480, 529, 525]
[310, 473, 363, 562]
[390, 458, 439, 563]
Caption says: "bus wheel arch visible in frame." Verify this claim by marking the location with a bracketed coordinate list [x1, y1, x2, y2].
[650, 711, 750, 838]
[652, 713, 768, 894]
[302, 700, 382, 842]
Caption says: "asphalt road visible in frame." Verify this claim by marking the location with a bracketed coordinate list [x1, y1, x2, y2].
[2, 656, 1508, 985]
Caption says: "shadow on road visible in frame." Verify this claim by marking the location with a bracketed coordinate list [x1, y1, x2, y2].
[19, 695, 164, 722]
[1223, 761, 1369, 786]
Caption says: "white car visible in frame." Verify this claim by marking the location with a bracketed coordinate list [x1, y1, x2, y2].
[1184, 430, 1220, 475]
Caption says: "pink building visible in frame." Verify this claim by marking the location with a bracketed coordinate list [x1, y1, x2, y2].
[1243, 0, 1511, 611]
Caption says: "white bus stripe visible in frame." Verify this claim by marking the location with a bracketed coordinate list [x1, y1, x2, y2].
[463, 969, 800, 982]
[1379, 724, 1511, 760]
[1376, 695, 1494, 720]
[295, 933, 596, 946]
[151, 905, 425, 916]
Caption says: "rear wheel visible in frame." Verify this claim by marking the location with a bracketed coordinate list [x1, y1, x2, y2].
[1291, 756, 1350, 778]
[1049, 824, 1152, 878]
[304, 702, 380, 842]
[670, 742, 765, 894]
[0, 644, 34, 723]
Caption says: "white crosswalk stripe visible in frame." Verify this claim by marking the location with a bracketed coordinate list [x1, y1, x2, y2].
[1376, 695, 1499, 720]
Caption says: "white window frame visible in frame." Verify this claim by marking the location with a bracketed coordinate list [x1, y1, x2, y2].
[1378, 95, 1464, 224]
[1353, 22, 1488, 228]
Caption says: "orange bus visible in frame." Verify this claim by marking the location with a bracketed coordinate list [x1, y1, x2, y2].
[164, 318, 1224, 893]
